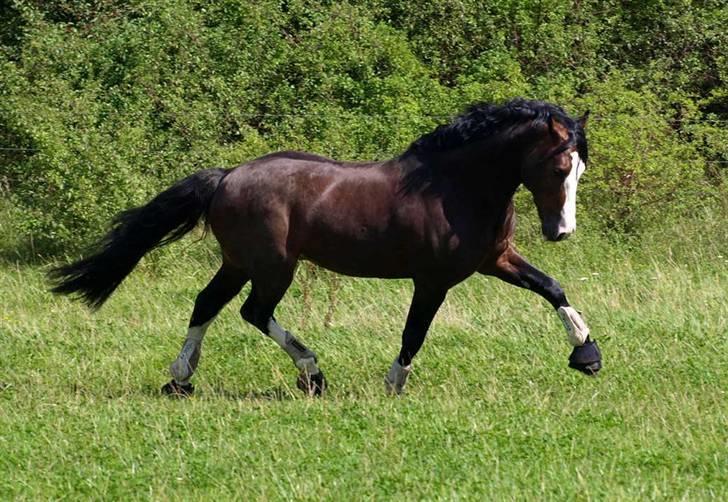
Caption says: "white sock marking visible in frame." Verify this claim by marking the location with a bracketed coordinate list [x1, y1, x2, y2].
[557, 306, 590, 346]
[170, 318, 214, 383]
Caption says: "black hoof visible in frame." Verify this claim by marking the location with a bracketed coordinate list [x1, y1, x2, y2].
[296, 371, 327, 396]
[161, 380, 195, 397]
[568, 338, 602, 375]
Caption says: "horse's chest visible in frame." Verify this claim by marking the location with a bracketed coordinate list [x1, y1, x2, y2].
[427, 213, 510, 282]
[434, 232, 492, 272]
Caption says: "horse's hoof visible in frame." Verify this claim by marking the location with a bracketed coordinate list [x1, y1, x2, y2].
[568, 337, 602, 375]
[296, 371, 326, 396]
[161, 380, 195, 397]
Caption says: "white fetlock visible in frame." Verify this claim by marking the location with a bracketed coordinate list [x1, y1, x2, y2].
[557, 306, 590, 346]
[385, 359, 412, 395]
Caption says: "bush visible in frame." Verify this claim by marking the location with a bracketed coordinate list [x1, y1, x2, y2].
[0, 0, 725, 253]
[572, 72, 717, 233]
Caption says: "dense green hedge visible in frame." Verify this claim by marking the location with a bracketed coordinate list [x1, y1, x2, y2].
[1, 0, 726, 252]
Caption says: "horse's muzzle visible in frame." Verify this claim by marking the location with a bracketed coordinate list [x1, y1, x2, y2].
[542, 224, 573, 242]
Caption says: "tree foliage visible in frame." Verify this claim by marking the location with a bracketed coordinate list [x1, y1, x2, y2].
[0, 0, 725, 251]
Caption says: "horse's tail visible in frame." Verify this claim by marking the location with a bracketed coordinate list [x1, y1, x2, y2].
[48, 168, 229, 309]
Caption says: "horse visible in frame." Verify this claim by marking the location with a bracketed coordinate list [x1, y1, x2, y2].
[49, 98, 602, 397]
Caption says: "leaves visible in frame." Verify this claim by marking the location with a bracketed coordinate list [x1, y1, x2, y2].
[0, 0, 725, 251]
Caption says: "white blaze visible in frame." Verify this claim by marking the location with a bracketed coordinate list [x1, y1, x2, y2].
[557, 152, 585, 236]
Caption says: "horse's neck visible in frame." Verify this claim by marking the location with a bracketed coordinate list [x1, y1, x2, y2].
[397, 137, 524, 210]
[460, 155, 521, 210]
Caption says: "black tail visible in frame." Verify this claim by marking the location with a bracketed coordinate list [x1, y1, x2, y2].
[48, 168, 229, 309]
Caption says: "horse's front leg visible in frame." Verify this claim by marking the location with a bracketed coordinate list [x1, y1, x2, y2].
[385, 281, 448, 394]
[481, 247, 602, 375]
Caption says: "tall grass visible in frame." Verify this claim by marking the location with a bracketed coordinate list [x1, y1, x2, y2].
[0, 201, 726, 499]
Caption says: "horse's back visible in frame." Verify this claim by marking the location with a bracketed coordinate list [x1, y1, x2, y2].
[207, 151, 409, 273]
[213, 151, 391, 212]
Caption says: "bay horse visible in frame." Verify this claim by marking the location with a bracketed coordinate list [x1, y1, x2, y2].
[49, 99, 602, 397]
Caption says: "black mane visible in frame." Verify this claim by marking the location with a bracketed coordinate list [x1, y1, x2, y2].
[405, 99, 582, 156]
[400, 98, 588, 193]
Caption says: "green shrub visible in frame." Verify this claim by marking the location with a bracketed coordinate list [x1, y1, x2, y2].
[0, 0, 724, 254]
[572, 72, 717, 233]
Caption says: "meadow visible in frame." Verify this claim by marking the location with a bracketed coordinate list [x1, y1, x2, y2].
[2, 1, 727, 499]
[1, 206, 726, 499]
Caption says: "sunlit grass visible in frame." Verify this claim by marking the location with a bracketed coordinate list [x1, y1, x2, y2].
[1, 212, 726, 499]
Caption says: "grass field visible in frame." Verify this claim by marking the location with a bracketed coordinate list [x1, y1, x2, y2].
[1, 209, 726, 499]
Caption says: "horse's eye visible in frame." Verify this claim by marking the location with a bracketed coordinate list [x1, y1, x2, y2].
[553, 168, 565, 179]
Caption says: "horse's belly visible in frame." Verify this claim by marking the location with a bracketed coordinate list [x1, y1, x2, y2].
[301, 238, 417, 279]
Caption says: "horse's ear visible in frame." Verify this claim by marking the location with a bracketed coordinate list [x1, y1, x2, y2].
[548, 115, 569, 142]
[578, 110, 590, 129]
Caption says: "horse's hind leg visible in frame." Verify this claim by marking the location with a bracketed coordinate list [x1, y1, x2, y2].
[240, 266, 326, 396]
[162, 264, 247, 396]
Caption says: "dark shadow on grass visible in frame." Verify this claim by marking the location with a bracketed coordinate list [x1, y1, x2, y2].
[63, 381, 300, 402]
[0, 238, 54, 267]
[138, 382, 297, 402]
[205, 385, 296, 402]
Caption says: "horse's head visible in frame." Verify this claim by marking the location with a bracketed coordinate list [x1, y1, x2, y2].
[521, 112, 589, 241]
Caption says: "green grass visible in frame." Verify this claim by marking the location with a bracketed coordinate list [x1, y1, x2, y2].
[1, 212, 727, 499]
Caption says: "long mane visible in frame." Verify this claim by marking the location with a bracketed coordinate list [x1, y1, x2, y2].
[400, 99, 587, 193]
